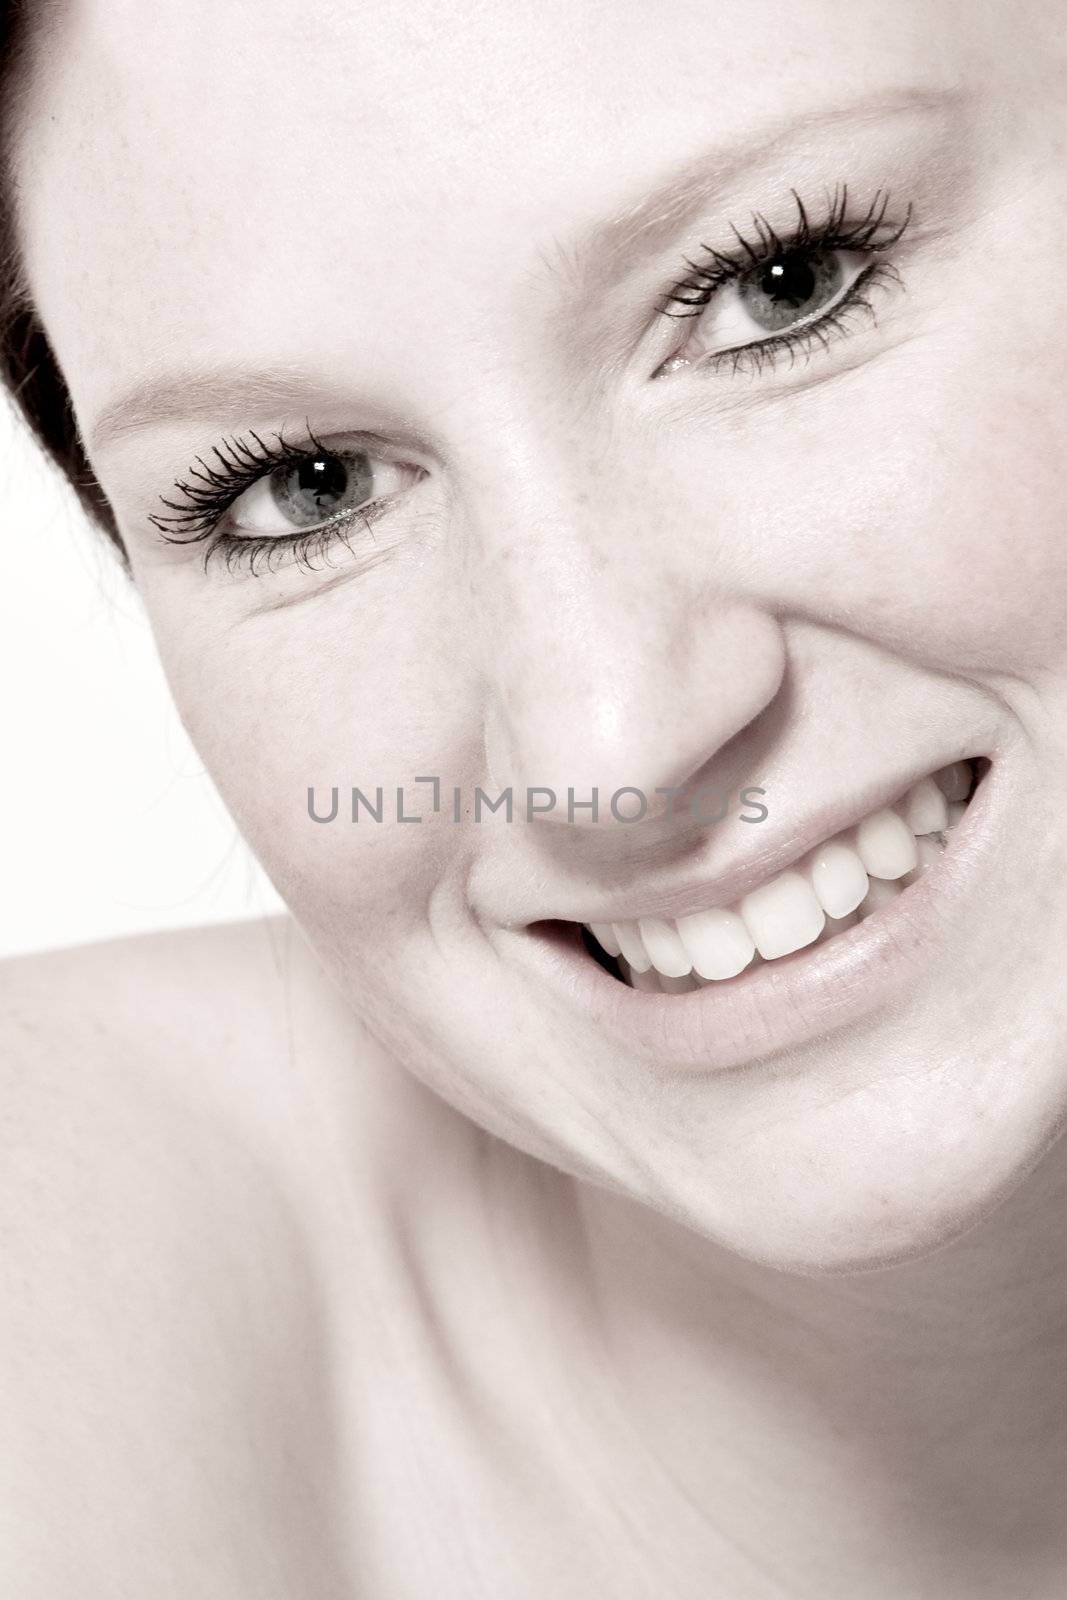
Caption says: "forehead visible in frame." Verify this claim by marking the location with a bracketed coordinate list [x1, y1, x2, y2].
[15, 0, 993, 442]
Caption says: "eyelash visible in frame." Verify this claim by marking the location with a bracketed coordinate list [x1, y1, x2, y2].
[151, 185, 912, 576]
[656, 182, 911, 376]
[148, 425, 392, 576]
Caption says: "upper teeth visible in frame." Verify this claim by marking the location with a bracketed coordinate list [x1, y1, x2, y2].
[585, 762, 973, 986]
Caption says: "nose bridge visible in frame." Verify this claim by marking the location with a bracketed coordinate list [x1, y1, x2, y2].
[465, 466, 787, 824]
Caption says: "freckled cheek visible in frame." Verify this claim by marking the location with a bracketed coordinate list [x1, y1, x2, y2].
[873, 273, 1067, 673]
[876, 392, 1067, 674]
[697, 354, 1067, 678]
[153, 605, 486, 939]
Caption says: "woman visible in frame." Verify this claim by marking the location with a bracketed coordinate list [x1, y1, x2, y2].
[3, 0, 1066, 1593]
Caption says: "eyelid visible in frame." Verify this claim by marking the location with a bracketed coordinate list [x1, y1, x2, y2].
[221, 452, 413, 540]
[657, 184, 912, 320]
[149, 426, 414, 544]
[204, 498, 397, 578]
[681, 248, 873, 360]
[645, 185, 911, 383]
[690, 259, 900, 380]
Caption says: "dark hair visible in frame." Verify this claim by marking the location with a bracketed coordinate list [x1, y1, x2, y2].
[0, 0, 126, 560]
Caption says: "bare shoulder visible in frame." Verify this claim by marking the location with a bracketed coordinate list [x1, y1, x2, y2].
[0, 913, 433, 1203]
[0, 923, 547, 1592]
[0, 912, 469, 1257]
[0, 914, 299, 1067]
[0, 914, 334, 1273]
[0, 918, 394, 1591]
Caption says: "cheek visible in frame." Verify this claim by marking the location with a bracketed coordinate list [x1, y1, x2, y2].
[654, 333, 1067, 684]
[142, 575, 485, 950]
[646, 178, 1067, 684]
[821, 365, 1067, 678]
[915, 394, 1067, 677]
[805, 215, 1067, 675]
[863, 326, 1067, 675]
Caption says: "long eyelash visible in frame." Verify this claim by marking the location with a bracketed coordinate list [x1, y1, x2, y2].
[149, 425, 308, 539]
[148, 422, 382, 575]
[658, 183, 912, 320]
[701, 259, 901, 377]
[211, 504, 386, 577]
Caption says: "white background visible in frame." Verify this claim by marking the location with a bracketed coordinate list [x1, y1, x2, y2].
[0, 400, 284, 958]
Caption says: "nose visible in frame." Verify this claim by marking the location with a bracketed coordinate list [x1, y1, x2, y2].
[476, 507, 786, 827]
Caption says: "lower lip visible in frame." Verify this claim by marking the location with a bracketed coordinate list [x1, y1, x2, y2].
[521, 764, 999, 1075]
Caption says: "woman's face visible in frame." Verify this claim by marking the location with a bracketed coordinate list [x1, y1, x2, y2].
[16, 0, 1067, 1271]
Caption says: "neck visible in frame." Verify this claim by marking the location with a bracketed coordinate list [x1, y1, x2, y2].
[569, 1139, 1067, 1598]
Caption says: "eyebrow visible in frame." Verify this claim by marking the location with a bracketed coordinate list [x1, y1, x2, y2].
[554, 86, 956, 292]
[88, 364, 362, 455]
[543, 85, 961, 368]
[88, 85, 959, 455]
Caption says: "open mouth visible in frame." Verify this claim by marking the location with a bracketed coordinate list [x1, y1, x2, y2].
[571, 759, 987, 994]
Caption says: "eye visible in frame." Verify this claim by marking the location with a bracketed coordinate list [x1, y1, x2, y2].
[225, 448, 408, 538]
[652, 189, 911, 381]
[686, 246, 871, 358]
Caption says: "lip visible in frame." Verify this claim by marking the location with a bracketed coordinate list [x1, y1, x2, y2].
[515, 757, 980, 929]
[515, 756, 998, 1075]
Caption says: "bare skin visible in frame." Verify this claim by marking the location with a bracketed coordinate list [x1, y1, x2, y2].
[4, 921, 1067, 1598]
[7, 0, 1067, 1593]
[0, 922, 671, 1600]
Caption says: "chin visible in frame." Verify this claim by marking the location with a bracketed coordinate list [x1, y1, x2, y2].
[595, 1022, 1067, 1280]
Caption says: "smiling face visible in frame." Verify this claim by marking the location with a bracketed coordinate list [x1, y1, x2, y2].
[14, 0, 1067, 1272]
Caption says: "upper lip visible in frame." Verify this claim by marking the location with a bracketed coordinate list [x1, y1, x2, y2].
[516, 758, 976, 930]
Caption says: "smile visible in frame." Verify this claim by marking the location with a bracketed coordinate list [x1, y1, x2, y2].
[578, 760, 982, 991]
[515, 752, 998, 1073]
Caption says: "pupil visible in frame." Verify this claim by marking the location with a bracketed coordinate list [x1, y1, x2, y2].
[760, 252, 817, 307]
[736, 247, 842, 334]
[295, 454, 348, 507]
[271, 451, 369, 530]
